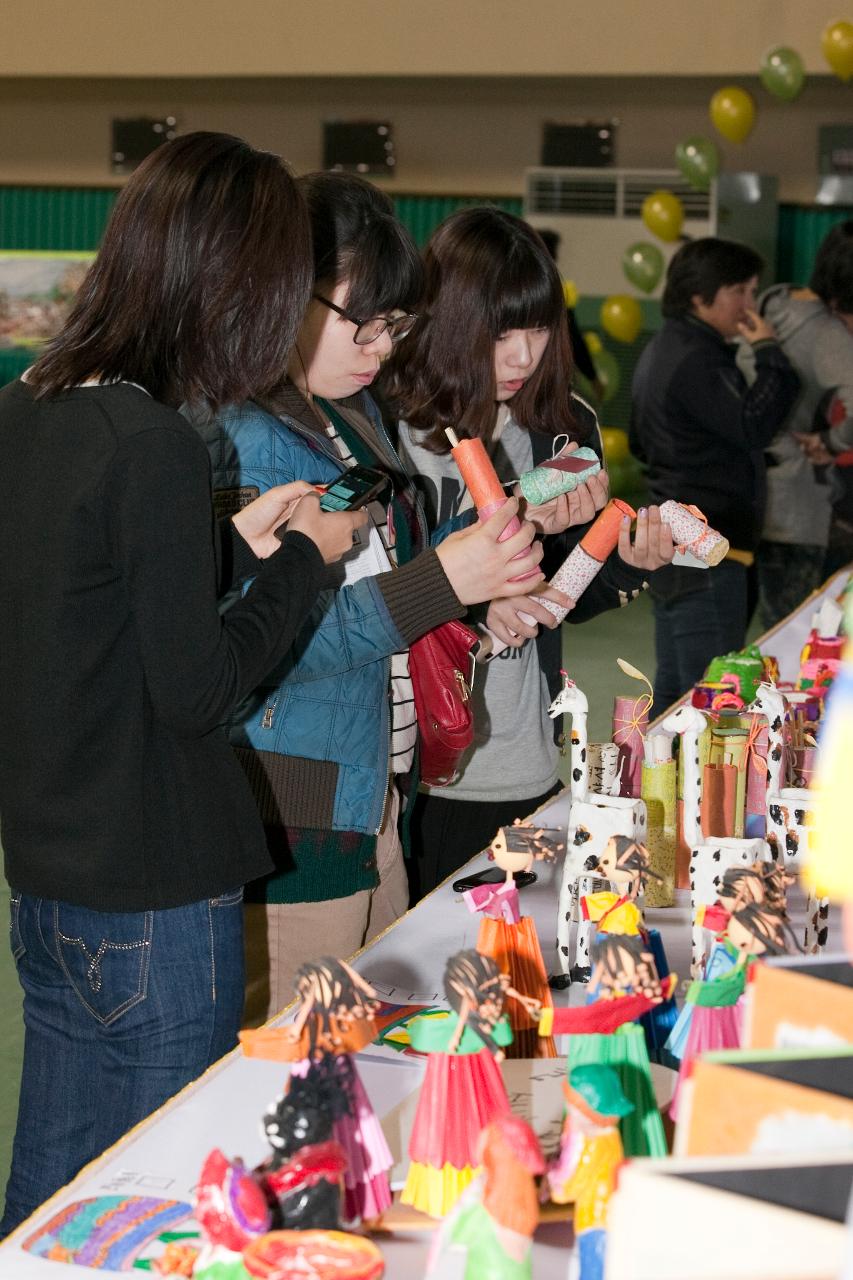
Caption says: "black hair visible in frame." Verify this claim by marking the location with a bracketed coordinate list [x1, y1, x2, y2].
[607, 835, 662, 892]
[662, 237, 764, 318]
[383, 205, 580, 451]
[297, 170, 422, 318]
[809, 220, 853, 313]
[292, 956, 378, 1057]
[29, 132, 311, 412]
[536, 228, 561, 261]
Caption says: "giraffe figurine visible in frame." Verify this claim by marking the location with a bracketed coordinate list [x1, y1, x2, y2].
[662, 702, 771, 977]
[748, 683, 787, 808]
[548, 672, 647, 984]
[748, 683, 828, 953]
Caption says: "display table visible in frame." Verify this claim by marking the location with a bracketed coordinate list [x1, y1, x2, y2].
[1, 569, 848, 1278]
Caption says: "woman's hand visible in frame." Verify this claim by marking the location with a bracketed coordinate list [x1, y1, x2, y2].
[234, 484, 367, 563]
[794, 431, 835, 465]
[617, 505, 674, 571]
[486, 587, 573, 647]
[436, 498, 545, 604]
[285, 493, 369, 565]
[737, 309, 777, 345]
[232, 480, 317, 558]
[516, 467, 610, 535]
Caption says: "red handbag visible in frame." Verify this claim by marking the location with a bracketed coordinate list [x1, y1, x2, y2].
[409, 619, 479, 787]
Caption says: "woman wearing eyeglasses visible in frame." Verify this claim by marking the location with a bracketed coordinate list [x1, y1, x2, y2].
[198, 173, 544, 1022]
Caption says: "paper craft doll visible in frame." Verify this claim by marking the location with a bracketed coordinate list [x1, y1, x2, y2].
[582, 835, 677, 1059]
[426, 1115, 544, 1280]
[240, 957, 392, 1224]
[546, 1066, 633, 1280]
[401, 949, 535, 1219]
[464, 821, 561, 1057]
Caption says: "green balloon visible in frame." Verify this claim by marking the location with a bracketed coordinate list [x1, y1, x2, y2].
[622, 242, 664, 294]
[760, 45, 805, 102]
[593, 348, 620, 404]
[674, 136, 720, 191]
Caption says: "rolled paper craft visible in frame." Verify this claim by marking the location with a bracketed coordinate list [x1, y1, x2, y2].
[536, 498, 636, 621]
[446, 430, 538, 582]
[518, 445, 601, 505]
[658, 500, 729, 566]
[641, 759, 676, 907]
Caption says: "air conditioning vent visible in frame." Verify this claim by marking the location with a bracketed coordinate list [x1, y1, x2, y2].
[528, 174, 618, 216]
[622, 179, 711, 220]
[526, 168, 712, 220]
[523, 168, 777, 299]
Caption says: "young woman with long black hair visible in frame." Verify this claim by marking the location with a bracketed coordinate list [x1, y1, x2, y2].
[384, 207, 674, 898]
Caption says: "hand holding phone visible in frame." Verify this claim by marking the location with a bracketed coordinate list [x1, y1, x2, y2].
[318, 465, 390, 512]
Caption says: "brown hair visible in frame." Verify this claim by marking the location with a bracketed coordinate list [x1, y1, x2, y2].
[28, 132, 311, 413]
[382, 206, 582, 452]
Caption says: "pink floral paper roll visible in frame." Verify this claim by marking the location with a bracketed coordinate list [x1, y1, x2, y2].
[613, 695, 648, 798]
[535, 546, 602, 621]
[658, 500, 728, 566]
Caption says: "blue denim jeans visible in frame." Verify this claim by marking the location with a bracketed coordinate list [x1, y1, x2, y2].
[651, 560, 748, 716]
[1, 888, 245, 1237]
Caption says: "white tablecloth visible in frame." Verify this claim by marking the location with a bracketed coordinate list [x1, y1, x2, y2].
[1, 569, 848, 1278]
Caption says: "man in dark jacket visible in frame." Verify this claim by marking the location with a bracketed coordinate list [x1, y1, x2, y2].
[630, 238, 800, 713]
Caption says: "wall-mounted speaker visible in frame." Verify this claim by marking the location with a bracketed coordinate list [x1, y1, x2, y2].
[541, 121, 617, 168]
[323, 121, 396, 176]
[111, 117, 178, 175]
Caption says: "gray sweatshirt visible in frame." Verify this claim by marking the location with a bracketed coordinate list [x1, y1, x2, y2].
[759, 285, 853, 547]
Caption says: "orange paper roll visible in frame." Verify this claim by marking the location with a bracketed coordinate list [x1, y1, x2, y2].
[579, 498, 636, 562]
[449, 437, 506, 511]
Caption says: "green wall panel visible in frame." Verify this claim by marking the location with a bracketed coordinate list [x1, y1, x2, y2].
[0, 187, 848, 405]
[0, 187, 117, 251]
[391, 194, 523, 246]
[776, 205, 853, 283]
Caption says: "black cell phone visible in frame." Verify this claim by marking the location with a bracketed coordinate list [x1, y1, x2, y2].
[319, 465, 389, 512]
[452, 867, 538, 893]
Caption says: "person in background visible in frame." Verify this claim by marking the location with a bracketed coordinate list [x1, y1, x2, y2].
[629, 237, 799, 715]
[385, 207, 673, 899]
[197, 174, 544, 1024]
[0, 132, 365, 1234]
[757, 219, 853, 618]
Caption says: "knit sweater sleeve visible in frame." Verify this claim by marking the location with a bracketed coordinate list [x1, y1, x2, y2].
[109, 425, 325, 738]
[672, 339, 800, 452]
[216, 514, 263, 593]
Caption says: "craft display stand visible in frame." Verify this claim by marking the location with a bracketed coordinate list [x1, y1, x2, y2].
[0, 569, 849, 1280]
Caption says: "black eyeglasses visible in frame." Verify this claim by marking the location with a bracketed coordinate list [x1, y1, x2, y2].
[313, 294, 417, 345]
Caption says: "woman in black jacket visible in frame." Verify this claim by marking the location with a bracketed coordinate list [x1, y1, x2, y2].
[0, 132, 364, 1234]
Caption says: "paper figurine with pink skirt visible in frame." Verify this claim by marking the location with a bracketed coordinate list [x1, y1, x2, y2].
[239, 957, 393, 1226]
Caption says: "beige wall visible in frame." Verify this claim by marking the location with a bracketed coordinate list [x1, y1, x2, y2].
[0, 73, 848, 201]
[0, 0, 847, 77]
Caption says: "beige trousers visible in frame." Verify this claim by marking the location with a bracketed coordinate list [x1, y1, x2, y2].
[242, 784, 408, 1027]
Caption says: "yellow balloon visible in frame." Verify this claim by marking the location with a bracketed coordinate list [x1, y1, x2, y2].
[600, 295, 643, 345]
[583, 330, 603, 357]
[709, 86, 756, 144]
[600, 427, 630, 464]
[562, 278, 579, 309]
[640, 191, 684, 243]
[822, 19, 853, 81]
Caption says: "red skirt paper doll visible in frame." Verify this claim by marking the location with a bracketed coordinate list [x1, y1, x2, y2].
[401, 950, 515, 1219]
